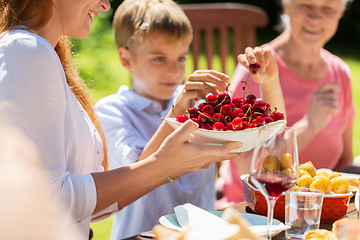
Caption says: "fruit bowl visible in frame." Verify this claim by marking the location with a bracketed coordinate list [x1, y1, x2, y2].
[241, 174, 353, 222]
[164, 118, 286, 153]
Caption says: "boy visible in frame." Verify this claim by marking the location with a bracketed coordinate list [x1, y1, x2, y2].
[95, 0, 230, 238]
[96, 0, 284, 238]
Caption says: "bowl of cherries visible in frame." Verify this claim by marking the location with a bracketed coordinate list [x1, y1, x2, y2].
[165, 91, 286, 153]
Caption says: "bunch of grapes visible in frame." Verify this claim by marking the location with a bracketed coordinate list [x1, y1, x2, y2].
[175, 63, 284, 131]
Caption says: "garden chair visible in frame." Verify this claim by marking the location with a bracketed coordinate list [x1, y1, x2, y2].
[181, 3, 269, 74]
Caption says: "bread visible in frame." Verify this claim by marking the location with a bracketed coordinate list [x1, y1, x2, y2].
[304, 229, 337, 240]
[332, 218, 360, 240]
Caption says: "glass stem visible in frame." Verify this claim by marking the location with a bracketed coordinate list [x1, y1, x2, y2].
[266, 198, 276, 240]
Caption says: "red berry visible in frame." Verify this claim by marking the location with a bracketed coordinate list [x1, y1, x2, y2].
[271, 112, 285, 121]
[249, 63, 260, 73]
[264, 117, 273, 123]
[206, 94, 219, 106]
[231, 108, 244, 119]
[201, 104, 215, 116]
[252, 100, 267, 112]
[176, 114, 189, 123]
[188, 107, 199, 118]
[252, 116, 265, 127]
[198, 112, 211, 123]
[224, 123, 233, 131]
[200, 123, 212, 130]
[212, 112, 224, 122]
[242, 121, 249, 129]
[212, 122, 225, 131]
[190, 118, 199, 124]
[232, 97, 244, 108]
[218, 92, 231, 105]
[197, 103, 205, 111]
[231, 117, 243, 131]
[246, 94, 257, 105]
[240, 103, 251, 115]
[221, 104, 233, 116]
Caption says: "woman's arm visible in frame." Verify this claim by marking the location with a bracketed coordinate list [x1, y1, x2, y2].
[91, 120, 241, 213]
[335, 125, 353, 169]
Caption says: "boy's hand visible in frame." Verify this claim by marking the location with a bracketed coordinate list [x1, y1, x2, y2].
[171, 70, 229, 116]
[237, 47, 279, 87]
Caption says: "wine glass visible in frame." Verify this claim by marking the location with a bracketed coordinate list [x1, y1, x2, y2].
[250, 126, 299, 240]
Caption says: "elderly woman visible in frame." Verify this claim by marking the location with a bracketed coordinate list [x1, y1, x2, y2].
[217, 0, 355, 208]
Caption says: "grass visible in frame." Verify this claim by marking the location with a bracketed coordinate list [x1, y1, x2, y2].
[73, 23, 360, 240]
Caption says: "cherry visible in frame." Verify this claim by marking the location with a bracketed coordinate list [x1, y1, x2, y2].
[264, 117, 273, 123]
[221, 104, 232, 116]
[201, 104, 215, 116]
[200, 123, 212, 130]
[188, 107, 199, 118]
[176, 114, 189, 123]
[231, 117, 243, 131]
[224, 123, 233, 131]
[212, 112, 224, 123]
[212, 122, 225, 131]
[231, 108, 244, 119]
[206, 94, 218, 106]
[197, 103, 205, 111]
[246, 94, 257, 105]
[271, 112, 285, 121]
[198, 112, 211, 123]
[252, 100, 267, 113]
[249, 62, 260, 73]
[218, 92, 231, 105]
[252, 116, 265, 127]
[232, 97, 244, 108]
[190, 118, 199, 124]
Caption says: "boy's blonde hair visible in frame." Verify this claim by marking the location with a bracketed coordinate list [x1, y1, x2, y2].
[113, 0, 193, 56]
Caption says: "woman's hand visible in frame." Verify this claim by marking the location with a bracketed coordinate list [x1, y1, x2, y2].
[306, 83, 339, 133]
[153, 120, 242, 179]
[237, 47, 279, 87]
[171, 70, 229, 116]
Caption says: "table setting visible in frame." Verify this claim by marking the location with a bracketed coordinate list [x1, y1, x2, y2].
[124, 79, 360, 239]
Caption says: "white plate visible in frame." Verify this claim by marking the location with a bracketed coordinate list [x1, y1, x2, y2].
[159, 210, 288, 237]
[164, 118, 287, 153]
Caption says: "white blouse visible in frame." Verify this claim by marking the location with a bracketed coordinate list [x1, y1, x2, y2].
[0, 29, 116, 237]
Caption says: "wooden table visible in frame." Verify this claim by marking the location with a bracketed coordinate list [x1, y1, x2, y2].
[124, 165, 360, 240]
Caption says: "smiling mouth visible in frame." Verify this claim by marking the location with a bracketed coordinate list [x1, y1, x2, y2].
[88, 10, 95, 19]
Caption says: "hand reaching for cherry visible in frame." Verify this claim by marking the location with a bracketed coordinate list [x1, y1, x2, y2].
[306, 83, 339, 133]
[237, 47, 279, 87]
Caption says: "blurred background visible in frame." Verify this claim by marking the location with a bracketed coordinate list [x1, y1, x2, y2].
[71, 0, 360, 238]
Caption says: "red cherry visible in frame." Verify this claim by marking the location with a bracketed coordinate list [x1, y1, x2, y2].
[264, 117, 273, 123]
[206, 94, 219, 106]
[252, 100, 267, 112]
[176, 114, 189, 123]
[232, 97, 244, 108]
[218, 92, 231, 105]
[188, 107, 199, 118]
[197, 103, 205, 111]
[231, 108, 244, 119]
[242, 121, 249, 130]
[271, 112, 285, 121]
[190, 118, 199, 124]
[221, 104, 233, 116]
[212, 122, 225, 131]
[246, 94, 257, 105]
[201, 104, 215, 116]
[231, 117, 243, 131]
[240, 103, 251, 115]
[198, 112, 211, 123]
[212, 112, 224, 123]
[252, 116, 265, 127]
[249, 63, 260, 73]
[200, 123, 212, 130]
[224, 123, 233, 131]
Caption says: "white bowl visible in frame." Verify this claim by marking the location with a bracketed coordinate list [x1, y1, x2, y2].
[164, 118, 287, 153]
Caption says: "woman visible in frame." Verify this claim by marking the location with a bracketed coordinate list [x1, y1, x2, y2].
[217, 0, 355, 208]
[0, 0, 242, 238]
